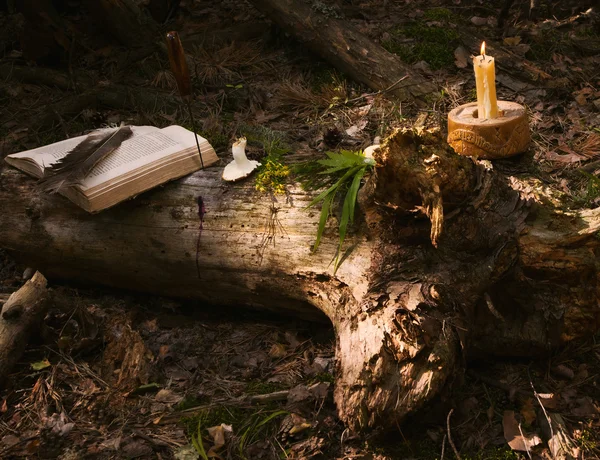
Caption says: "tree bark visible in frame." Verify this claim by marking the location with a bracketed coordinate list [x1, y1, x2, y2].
[246, 0, 436, 102]
[0, 272, 48, 387]
[0, 129, 599, 431]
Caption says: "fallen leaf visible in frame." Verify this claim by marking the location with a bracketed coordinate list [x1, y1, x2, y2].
[454, 46, 469, 68]
[536, 393, 560, 410]
[174, 444, 200, 460]
[552, 364, 575, 380]
[345, 119, 368, 137]
[471, 16, 488, 26]
[1, 434, 20, 448]
[308, 382, 330, 400]
[575, 93, 588, 106]
[287, 385, 311, 406]
[100, 437, 122, 451]
[284, 331, 301, 349]
[207, 423, 232, 456]
[571, 397, 599, 417]
[503, 36, 522, 46]
[503, 410, 542, 452]
[30, 359, 51, 371]
[520, 398, 536, 425]
[121, 439, 152, 458]
[545, 151, 586, 163]
[155, 389, 183, 404]
[269, 343, 288, 359]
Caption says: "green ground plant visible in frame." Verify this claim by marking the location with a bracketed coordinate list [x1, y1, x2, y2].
[297, 149, 375, 272]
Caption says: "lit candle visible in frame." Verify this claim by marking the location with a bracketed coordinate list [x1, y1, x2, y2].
[473, 42, 498, 119]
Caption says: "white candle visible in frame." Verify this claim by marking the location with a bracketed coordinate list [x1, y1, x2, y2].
[473, 42, 498, 119]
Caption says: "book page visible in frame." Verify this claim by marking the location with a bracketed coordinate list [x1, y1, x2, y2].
[159, 125, 200, 148]
[6, 125, 157, 169]
[80, 127, 210, 189]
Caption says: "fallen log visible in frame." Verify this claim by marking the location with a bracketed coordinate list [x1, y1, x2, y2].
[0, 272, 48, 387]
[1, 129, 599, 432]
[246, 0, 436, 102]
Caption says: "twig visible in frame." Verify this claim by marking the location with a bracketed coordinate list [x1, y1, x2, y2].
[346, 75, 409, 104]
[248, 390, 290, 404]
[517, 423, 533, 460]
[528, 369, 553, 442]
[446, 409, 461, 460]
[440, 434, 447, 460]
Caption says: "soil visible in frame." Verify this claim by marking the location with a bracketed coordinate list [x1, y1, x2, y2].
[1, 0, 599, 459]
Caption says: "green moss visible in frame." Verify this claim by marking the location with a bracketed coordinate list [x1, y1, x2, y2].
[245, 381, 286, 395]
[527, 29, 566, 62]
[382, 21, 459, 70]
[423, 7, 456, 21]
[310, 372, 335, 384]
[176, 395, 209, 411]
[572, 171, 600, 208]
[242, 125, 290, 159]
[199, 129, 228, 151]
[240, 125, 292, 194]
[181, 406, 287, 459]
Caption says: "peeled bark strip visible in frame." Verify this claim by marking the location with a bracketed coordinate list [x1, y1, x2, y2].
[0, 272, 48, 387]
[246, 0, 436, 101]
[0, 129, 599, 431]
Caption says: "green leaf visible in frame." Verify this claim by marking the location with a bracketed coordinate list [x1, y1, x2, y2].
[31, 359, 51, 371]
[132, 383, 161, 395]
[256, 410, 287, 428]
[191, 422, 209, 460]
[334, 166, 366, 272]
[307, 165, 361, 208]
[347, 166, 366, 224]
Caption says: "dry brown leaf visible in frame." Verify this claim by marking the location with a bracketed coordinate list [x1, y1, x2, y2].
[454, 46, 469, 68]
[503, 36, 522, 46]
[503, 410, 542, 452]
[545, 151, 586, 163]
[537, 393, 560, 410]
[520, 398, 536, 425]
[269, 343, 288, 359]
[552, 364, 575, 380]
[207, 424, 232, 457]
[155, 389, 183, 405]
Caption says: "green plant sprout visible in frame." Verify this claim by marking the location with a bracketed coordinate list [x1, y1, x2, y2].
[298, 149, 375, 272]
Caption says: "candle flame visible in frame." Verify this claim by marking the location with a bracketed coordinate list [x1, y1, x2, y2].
[480, 41, 486, 56]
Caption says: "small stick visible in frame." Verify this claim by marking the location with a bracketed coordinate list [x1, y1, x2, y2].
[446, 409, 461, 460]
[165, 31, 204, 169]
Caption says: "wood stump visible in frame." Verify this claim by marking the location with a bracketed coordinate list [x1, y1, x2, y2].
[0, 129, 599, 431]
[0, 272, 48, 387]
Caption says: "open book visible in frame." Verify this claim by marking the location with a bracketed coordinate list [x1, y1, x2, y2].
[5, 125, 218, 213]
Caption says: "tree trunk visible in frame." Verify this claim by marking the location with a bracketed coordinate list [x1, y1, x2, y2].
[246, 0, 436, 102]
[1, 129, 599, 431]
[0, 272, 48, 387]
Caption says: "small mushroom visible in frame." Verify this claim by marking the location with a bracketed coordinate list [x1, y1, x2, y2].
[222, 137, 261, 182]
[363, 144, 380, 160]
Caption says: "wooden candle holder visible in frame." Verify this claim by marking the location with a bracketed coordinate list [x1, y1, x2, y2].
[447, 101, 530, 160]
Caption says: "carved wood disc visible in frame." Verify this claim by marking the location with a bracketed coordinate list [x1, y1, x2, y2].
[447, 101, 531, 159]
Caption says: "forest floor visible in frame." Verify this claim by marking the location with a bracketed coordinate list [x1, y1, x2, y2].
[1, 0, 600, 458]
